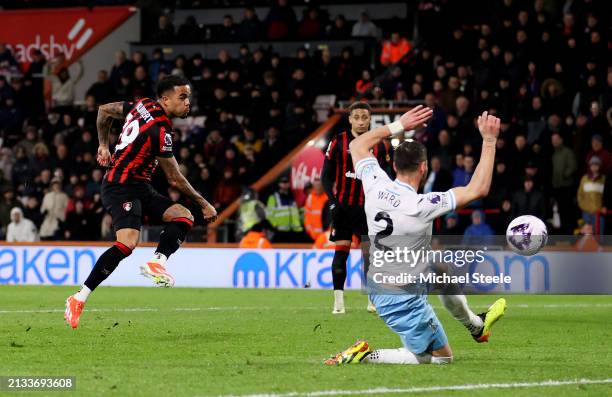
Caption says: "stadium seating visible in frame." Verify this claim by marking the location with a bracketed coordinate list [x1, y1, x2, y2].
[0, 0, 610, 243]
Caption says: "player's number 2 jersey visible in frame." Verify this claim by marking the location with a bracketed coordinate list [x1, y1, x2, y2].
[105, 98, 174, 184]
[354, 157, 457, 250]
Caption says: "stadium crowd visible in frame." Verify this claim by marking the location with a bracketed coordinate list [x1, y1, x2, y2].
[0, 0, 610, 243]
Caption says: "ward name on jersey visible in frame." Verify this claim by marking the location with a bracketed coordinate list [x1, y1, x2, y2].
[105, 98, 174, 184]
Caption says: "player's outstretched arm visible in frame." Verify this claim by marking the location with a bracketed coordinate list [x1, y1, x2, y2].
[348, 105, 433, 168]
[157, 156, 218, 223]
[96, 102, 126, 166]
[452, 111, 501, 208]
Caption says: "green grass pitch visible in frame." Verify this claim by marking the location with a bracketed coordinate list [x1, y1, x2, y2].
[1, 286, 611, 396]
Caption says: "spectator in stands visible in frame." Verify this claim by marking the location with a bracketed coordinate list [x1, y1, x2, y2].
[585, 134, 610, 174]
[63, 200, 95, 241]
[213, 167, 241, 210]
[44, 60, 83, 109]
[110, 50, 133, 90]
[218, 15, 238, 42]
[22, 196, 43, 229]
[511, 176, 546, 220]
[462, 210, 494, 245]
[380, 32, 412, 66]
[424, 156, 452, 193]
[0, 188, 20, 235]
[238, 7, 262, 42]
[0, 149, 14, 183]
[355, 69, 374, 96]
[29, 142, 51, 177]
[486, 160, 510, 209]
[177, 16, 201, 43]
[298, 7, 324, 40]
[430, 129, 454, 171]
[39, 178, 68, 240]
[260, 126, 284, 170]
[351, 12, 378, 38]
[0, 44, 18, 67]
[265, 0, 297, 40]
[452, 154, 474, 187]
[551, 132, 577, 233]
[11, 146, 31, 191]
[304, 177, 328, 241]
[267, 176, 303, 242]
[148, 48, 171, 83]
[327, 15, 351, 39]
[6, 207, 38, 242]
[441, 212, 462, 235]
[152, 15, 175, 43]
[132, 65, 153, 99]
[578, 156, 606, 233]
[234, 127, 262, 154]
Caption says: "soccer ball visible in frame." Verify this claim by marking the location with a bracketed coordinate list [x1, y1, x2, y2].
[506, 215, 548, 256]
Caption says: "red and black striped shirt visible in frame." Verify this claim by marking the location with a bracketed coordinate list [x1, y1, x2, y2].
[105, 98, 174, 184]
[322, 131, 393, 206]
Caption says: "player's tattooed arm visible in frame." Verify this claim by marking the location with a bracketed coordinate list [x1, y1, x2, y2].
[157, 156, 218, 222]
[96, 102, 125, 147]
[96, 102, 126, 166]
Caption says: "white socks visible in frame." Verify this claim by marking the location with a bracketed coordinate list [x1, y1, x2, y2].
[333, 290, 345, 313]
[439, 294, 483, 335]
[74, 285, 91, 302]
[363, 348, 452, 365]
[152, 252, 168, 265]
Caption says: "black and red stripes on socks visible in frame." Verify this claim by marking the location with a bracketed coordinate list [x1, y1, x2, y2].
[331, 245, 351, 290]
[83, 242, 133, 291]
[155, 217, 193, 259]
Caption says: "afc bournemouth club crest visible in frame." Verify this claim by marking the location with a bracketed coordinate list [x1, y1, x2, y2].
[123, 202, 133, 212]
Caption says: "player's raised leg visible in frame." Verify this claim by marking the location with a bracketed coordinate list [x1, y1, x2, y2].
[438, 292, 506, 342]
[140, 203, 194, 287]
[65, 228, 138, 329]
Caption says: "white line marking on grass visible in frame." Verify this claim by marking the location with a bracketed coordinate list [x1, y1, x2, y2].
[1, 303, 611, 315]
[213, 378, 612, 397]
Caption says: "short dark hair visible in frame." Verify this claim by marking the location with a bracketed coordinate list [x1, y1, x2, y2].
[394, 140, 427, 173]
[348, 101, 372, 114]
[156, 75, 190, 98]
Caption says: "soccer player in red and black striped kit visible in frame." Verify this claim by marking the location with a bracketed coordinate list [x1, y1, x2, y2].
[322, 102, 393, 314]
[64, 75, 217, 329]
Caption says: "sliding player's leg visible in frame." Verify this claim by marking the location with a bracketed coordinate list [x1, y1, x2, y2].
[325, 294, 452, 365]
[65, 228, 139, 329]
[439, 294, 507, 342]
[140, 194, 193, 287]
[365, 294, 452, 364]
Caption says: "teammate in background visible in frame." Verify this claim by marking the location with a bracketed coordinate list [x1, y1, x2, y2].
[322, 102, 392, 314]
[65, 75, 217, 329]
[325, 106, 506, 365]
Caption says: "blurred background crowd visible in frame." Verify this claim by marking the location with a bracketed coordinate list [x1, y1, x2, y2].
[0, 0, 609, 243]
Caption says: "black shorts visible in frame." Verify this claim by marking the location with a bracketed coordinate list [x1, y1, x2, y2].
[101, 181, 175, 232]
[330, 204, 368, 242]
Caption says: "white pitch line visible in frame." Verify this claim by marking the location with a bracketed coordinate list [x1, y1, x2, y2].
[0, 303, 611, 315]
[213, 378, 612, 397]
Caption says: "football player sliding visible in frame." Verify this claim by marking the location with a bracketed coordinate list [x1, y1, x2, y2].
[325, 106, 507, 365]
